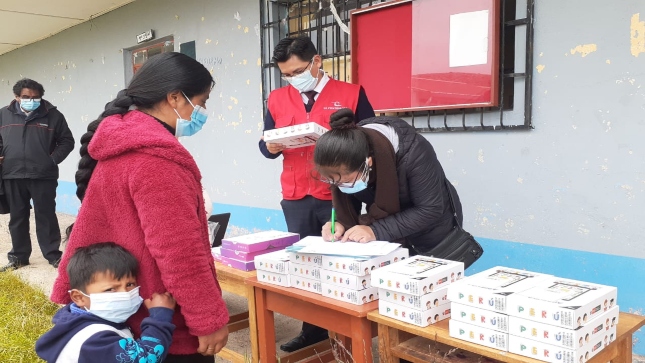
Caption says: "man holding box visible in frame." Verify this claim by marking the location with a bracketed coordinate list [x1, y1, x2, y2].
[258, 35, 375, 352]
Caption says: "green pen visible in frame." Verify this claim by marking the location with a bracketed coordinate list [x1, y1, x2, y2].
[331, 207, 336, 242]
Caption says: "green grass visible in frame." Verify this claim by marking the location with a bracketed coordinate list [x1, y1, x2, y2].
[0, 272, 59, 363]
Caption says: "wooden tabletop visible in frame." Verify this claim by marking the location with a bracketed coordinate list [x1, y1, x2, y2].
[246, 276, 379, 317]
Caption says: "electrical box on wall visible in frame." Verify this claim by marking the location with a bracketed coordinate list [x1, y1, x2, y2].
[136, 30, 154, 44]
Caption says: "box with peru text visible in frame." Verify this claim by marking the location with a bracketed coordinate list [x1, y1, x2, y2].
[378, 286, 449, 311]
[446, 266, 553, 314]
[449, 319, 509, 351]
[254, 250, 290, 274]
[221, 231, 299, 253]
[506, 277, 618, 329]
[321, 247, 409, 276]
[263, 122, 328, 149]
[379, 300, 451, 327]
[291, 276, 322, 294]
[257, 270, 290, 288]
[288, 251, 323, 267]
[508, 306, 619, 350]
[290, 262, 321, 280]
[370, 256, 464, 296]
[322, 269, 371, 290]
[450, 302, 510, 333]
[322, 284, 378, 305]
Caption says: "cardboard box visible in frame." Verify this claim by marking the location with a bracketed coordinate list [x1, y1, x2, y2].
[263, 122, 328, 149]
[506, 277, 618, 329]
[508, 306, 619, 350]
[290, 262, 321, 280]
[451, 302, 510, 333]
[321, 248, 409, 276]
[322, 269, 371, 290]
[449, 320, 509, 351]
[221, 231, 299, 253]
[254, 250, 290, 274]
[291, 276, 322, 294]
[371, 256, 464, 296]
[257, 270, 290, 288]
[288, 251, 323, 267]
[322, 284, 379, 305]
[211, 247, 222, 262]
[379, 300, 451, 327]
[508, 325, 617, 363]
[447, 266, 553, 313]
[378, 286, 449, 311]
[219, 256, 255, 271]
[221, 246, 284, 262]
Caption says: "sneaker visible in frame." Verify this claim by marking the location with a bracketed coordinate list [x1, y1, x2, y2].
[0, 260, 28, 272]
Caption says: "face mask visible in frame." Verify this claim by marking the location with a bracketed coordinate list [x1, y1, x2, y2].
[338, 159, 371, 194]
[21, 99, 41, 112]
[174, 92, 209, 137]
[78, 286, 143, 323]
[286, 60, 318, 93]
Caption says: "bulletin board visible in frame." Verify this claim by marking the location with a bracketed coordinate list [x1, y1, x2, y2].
[351, 0, 500, 113]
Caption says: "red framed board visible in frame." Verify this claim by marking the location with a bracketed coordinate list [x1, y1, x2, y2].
[350, 0, 500, 113]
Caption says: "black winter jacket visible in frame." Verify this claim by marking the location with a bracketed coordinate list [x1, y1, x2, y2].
[354, 117, 463, 252]
[0, 100, 74, 179]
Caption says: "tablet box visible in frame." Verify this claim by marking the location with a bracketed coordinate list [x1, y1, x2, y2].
[220, 256, 255, 271]
[378, 286, 449, 311]
[322, 284, 379, 305]
[508, 325, 617, 363]
[263, 122, 328, 149]
[221, 245, 285, 262]
[322, 247, 409, 276]
[292, 276, 322, 294]
[371, 256, 464, 296]
[447, 267, 553, 313]
[288, 251, 323, 267]
[506, 277, 618, 329]
[291, 262, 321, 280]
[211, 247, 222, 262]
[449, 320, 509, 351]
[379, 300, 451, 327]
[508, 306, 619, 350]
[254, 250, 290, 274]
[451, 302, 510, 333]
[221, 231, 299, 253]
[257, 270, 290, 288]
[322, 269, 371, 290]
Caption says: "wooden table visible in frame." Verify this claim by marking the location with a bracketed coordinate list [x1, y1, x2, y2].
[214, 262, 259, 363]
[368, 311, 645, 363]
[247, 277, 379, 363]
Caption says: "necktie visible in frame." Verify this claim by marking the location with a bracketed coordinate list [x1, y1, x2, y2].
[303, 91, 317, 108]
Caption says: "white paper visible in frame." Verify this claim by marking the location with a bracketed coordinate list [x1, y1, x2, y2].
[294, 236, 401, 257]
[449, 10, 489, 68]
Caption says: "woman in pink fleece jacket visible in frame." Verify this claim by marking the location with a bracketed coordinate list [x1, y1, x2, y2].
[51, 53, 229, 362]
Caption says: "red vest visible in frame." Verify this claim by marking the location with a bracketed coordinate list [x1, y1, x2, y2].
[268, 79, 361, 200]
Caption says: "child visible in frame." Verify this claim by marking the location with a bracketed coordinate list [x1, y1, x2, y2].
[36, 242, 176, 363]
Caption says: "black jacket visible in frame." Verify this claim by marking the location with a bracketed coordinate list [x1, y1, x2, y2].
[354, 117, 463, 252]
[0, 100, 74, 179]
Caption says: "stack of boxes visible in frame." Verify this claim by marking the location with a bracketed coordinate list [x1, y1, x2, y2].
[371, 256, 464, 327]
[254, 249, 292, 287]
[447, 267, 619, 363]
[217, 231, 300, 271]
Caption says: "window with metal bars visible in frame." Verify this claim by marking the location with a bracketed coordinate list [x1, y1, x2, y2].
[259, 0, 534, 132]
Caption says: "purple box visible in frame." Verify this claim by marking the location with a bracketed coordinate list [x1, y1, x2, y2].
[221, 231, 299, 253]
[220, 256, 256, 271]
[220, 246, 285, 262]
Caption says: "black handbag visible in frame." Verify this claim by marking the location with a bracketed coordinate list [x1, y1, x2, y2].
[416, 178, 483, 269]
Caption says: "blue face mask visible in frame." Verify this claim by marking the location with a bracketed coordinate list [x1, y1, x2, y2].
[21, 99, 41, 112]
[284, 59, 319, 93]
[338, 159, 371, 194]
[78, 286, 143, 324]
[174, 92, 209, 137]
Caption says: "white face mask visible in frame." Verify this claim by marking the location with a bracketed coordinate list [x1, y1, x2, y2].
[77, 286, 143, 323]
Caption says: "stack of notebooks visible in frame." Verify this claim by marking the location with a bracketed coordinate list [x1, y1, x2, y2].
[212, 231, 299, 271]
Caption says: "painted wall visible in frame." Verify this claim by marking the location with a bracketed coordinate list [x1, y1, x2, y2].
[0, 0, 643, 354]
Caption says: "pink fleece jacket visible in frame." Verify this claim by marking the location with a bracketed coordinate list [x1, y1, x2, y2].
[51, 110, 229, 354]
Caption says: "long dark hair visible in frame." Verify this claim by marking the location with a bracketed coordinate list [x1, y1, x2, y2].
[313, 108, 370, 174]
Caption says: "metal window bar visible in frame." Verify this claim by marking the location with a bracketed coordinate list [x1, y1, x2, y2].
[260, 0, 534, 132]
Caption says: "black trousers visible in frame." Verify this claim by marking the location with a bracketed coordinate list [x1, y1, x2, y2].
[4, 179, 61, 264]
[281, 196, 332, 338]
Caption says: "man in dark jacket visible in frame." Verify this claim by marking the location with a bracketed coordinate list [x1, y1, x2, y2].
[0, 78, 74, 271]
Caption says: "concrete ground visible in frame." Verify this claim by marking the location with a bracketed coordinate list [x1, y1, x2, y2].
[1, 212, 642, 363]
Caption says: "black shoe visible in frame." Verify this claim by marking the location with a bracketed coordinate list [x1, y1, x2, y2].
[279, 330, 329, 352]
[50, 259, 61, 269]
[0, 260, 29, 272]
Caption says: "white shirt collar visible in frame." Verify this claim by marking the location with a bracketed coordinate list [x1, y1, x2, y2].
[313, 73, 330, 94]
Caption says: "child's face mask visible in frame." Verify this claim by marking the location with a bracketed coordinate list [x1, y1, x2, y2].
[76, 286, 143, 323]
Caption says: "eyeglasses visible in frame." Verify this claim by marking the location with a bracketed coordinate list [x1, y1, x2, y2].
[281, 59, 313, 81]
[19, 96, 41, 100]
[320, 158, 370, 187]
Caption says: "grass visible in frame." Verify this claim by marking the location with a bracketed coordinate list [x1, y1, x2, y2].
[0, 271, 59, 363]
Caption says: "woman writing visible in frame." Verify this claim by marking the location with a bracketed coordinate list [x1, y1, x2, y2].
[51, 53, 228, 362]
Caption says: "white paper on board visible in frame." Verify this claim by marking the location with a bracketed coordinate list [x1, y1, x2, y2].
[449, 10, 489, 68]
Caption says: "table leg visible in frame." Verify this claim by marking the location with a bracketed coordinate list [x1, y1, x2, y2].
[377, 323, 400, 363]
[246, 283, 259, 363]
[610, 333, 632, 363]
[255, 287, 276, 363]
[350, 317, 373, 363]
